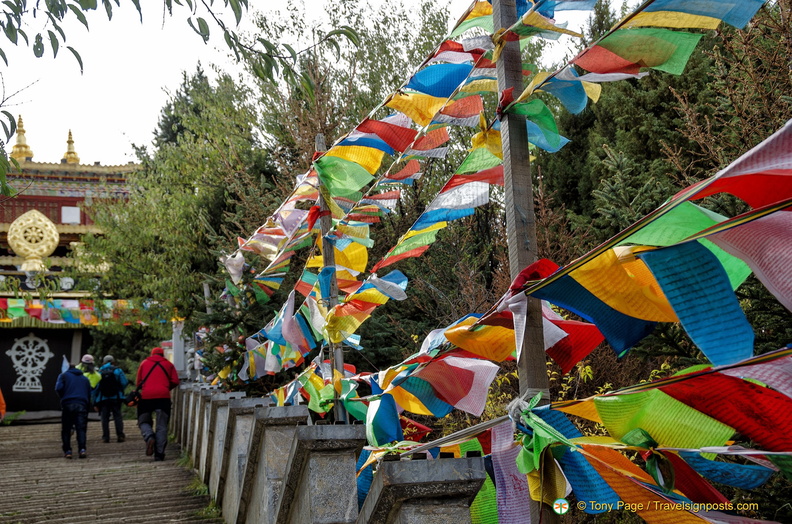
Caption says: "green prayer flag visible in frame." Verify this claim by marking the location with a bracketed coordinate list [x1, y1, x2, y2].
[457, 148, 502, 174]
[314, 155, 374, 197]
[600, 28, 703, 75]
[389, 228, 443, 258]
[595, 389, 734, 448]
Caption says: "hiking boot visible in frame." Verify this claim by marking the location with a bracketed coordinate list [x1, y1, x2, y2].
[117, 434, 126, 443]
[154, 452, 165, 461]
[64, 451, 72, 459]
[145, 437, 155, 456]
[78, 450, 87, 459]
[102, 438, 110, 443]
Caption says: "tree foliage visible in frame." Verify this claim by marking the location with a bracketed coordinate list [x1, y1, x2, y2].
[80, 67, 282, 335]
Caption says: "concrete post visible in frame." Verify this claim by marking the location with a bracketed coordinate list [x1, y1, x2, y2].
[356, 457, 486, 524]
[218, 397, 271, 523]
[275, 425, 367, 524]
[192, 385, 221, 467]
[207, 391, 247, 499]
[196, 388, 221, 481]
[237, 405, 310, 524]
[199, 391, 243, 483]
[171, 320, 186, 373]
[171, 383, 185, 443]
[176, 383, 192, 447]
[183, 384, 201, 456]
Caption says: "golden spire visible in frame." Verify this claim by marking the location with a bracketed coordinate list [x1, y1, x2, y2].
[10, 115, 33, 162]
[62, 129, 80, 164]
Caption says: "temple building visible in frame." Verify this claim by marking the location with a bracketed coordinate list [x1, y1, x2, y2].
[0, 116, 137, 418]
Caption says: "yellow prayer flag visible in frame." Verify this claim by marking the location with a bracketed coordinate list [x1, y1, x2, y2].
[570, 248, 677, 322]
[624, 11, 721, 30]
[326, 146, 386, 175]
[387, 93, 447, 127]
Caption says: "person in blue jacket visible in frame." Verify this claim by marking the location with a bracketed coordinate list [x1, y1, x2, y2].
[93, 355, 129, 443]
[55, 363, 92, 459]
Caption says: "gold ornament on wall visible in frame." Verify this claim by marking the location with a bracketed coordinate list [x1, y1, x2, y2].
[7, 210, 60, 272]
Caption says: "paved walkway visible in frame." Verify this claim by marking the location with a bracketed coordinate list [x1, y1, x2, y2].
[0, 420, 220, 523]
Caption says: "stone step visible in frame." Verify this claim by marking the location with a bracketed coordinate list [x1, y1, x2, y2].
[0, 422, 218, 524]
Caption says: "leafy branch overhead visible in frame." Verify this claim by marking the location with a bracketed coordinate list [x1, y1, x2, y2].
[0, 0, 358, 77]
[0, 0, 359, 196]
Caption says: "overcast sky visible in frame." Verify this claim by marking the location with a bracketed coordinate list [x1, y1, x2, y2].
[5, 0, 584, 166]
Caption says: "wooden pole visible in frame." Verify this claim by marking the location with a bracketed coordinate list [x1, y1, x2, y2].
[315, 134, 348, 424]
[493, 1, 554, 518]
[493, 0, 549, 398]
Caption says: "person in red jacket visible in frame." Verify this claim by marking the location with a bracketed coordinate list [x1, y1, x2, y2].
[135, 347, 180, 461]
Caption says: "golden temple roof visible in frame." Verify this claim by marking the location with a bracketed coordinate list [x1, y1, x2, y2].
[62, 130, 80, 164]
[10, 116, 33, 162]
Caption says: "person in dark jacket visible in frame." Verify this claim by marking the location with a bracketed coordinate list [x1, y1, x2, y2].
[55, 364, 92, 459]
[94, 355, 129, 443]
[136, 347, 180, 461]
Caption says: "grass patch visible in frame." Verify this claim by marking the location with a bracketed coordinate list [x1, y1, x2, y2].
[1, 411, 27, 425]
[184, 476, 209, 497]
[176, 450, 193, 468]
[194, 501, 222, 520]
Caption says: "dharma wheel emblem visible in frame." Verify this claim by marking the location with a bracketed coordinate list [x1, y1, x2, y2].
[6, 333, 54, 392]
[7, 209, 59, 272]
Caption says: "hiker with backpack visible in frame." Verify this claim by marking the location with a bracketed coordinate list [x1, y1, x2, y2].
[135, 347, 180, 461]
[94, 355, 129, 443]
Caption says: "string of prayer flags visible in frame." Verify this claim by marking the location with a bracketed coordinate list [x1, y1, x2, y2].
[0, 298, 131, 326]
[370, 148, 503, 271]
[493, 122, 792, 365]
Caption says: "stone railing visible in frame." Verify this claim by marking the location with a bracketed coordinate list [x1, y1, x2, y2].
[172, 383, 487, 524]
